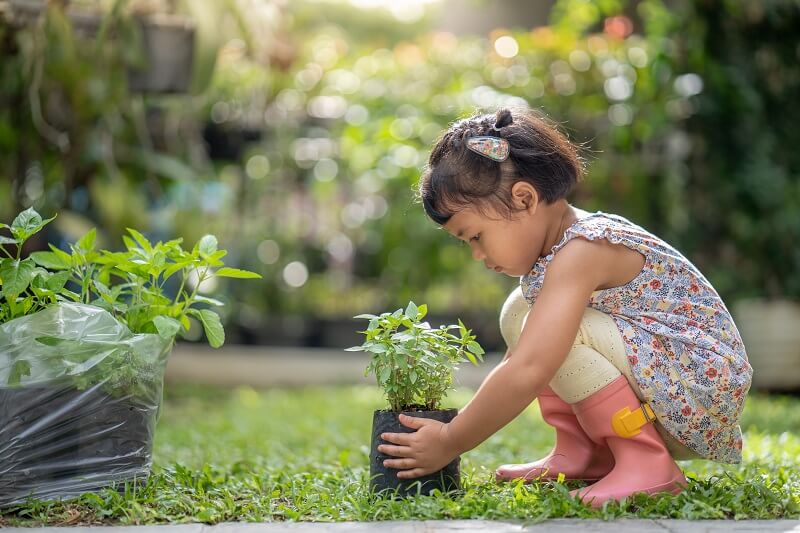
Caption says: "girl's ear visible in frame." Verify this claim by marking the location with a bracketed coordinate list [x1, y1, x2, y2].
[510, 181, 539, 213]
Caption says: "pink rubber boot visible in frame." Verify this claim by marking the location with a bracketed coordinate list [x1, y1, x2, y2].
[570, 376, 687, 507]
[495, 387, 614, 482]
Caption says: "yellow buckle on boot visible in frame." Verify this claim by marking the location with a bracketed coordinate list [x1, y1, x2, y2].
[611, 403, 656, 438]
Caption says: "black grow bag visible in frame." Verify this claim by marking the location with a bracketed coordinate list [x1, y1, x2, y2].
[0, 302, 172, 509]
[0, 383, 156, 508]
[370, 408, 459, 497]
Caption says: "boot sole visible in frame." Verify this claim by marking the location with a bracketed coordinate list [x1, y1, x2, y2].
[495, 472, 603, 483]
[573, 475, 687, 507]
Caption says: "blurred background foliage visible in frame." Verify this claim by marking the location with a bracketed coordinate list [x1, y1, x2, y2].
[1, 0, 798, 349]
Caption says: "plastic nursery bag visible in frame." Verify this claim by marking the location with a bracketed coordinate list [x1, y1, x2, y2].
[0, 302, 173, 508]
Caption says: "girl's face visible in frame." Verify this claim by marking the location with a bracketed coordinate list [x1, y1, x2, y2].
[442, 182, 554, 277]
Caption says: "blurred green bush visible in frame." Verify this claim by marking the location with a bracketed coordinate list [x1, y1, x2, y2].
[1, 0, 798, 345]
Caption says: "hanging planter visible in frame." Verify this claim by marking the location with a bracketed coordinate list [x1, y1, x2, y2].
[347, 302, 484, 497]
[127, 13, 195, 94]
[4, 0, 195, 94]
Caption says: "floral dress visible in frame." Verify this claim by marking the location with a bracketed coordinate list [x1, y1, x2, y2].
[520, 211, 752, 463]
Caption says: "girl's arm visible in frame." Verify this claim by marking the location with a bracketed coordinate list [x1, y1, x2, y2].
[444, 238, 607, 454]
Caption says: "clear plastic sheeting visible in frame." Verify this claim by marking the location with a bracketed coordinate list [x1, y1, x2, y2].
[0, 303, 172, 507]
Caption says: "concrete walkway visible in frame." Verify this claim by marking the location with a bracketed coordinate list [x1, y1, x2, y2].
[165, 344, 502, 388]
[4, 519, 800, 532]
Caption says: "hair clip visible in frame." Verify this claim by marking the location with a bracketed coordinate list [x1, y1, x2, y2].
[466, 136, 510, 162]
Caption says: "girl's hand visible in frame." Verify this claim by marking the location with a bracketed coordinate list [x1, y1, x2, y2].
[378, 414, 457, 479]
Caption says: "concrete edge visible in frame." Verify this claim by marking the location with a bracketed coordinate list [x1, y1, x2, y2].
[165, 344, 503, 388]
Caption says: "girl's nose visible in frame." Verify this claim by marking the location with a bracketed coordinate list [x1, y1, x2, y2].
[471, 244, 486, 261]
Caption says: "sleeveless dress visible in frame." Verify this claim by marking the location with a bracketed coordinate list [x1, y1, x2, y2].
[520, 210, 752, 463]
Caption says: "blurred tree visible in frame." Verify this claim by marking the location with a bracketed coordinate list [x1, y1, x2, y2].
[676, 0, 800, 300]
[3, 0, 798, 349]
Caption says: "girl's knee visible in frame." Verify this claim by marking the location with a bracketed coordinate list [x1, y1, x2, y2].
[499, 286, 529, 349]
[549, 344, 621, 403]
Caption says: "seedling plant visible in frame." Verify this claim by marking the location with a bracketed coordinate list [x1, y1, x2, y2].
[348, 301, 484, 412]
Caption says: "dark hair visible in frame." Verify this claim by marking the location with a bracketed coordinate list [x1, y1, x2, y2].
[418, 107, 583, 225]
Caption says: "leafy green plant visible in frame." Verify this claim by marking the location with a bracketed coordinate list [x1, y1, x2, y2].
[0, 208, 60, 323]
[0, 207, 261, 347]
[347, 301, 483, 412]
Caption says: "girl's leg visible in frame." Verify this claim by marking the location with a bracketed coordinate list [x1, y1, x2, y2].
[555, 308, 699, 460]
[548, 308, 687, 507]
[494, 384, 615, 482]
[496, 290, 614, 482]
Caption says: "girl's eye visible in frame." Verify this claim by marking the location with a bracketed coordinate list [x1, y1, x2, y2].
[470, 234, 481, 242]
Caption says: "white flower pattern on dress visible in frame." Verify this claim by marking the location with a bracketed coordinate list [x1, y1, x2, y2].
[521, 212, 752, 463]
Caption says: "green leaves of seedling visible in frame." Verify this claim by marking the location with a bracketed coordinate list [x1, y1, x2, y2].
[214, 267, 261, 279]
[189, 309, 225, 348]
[0, 208, 59, 307]
[9, 207, 55, 243]
[90, 227, 252, 347]
[154, 315, 182, 339]
[0, 258, 36, 295]
[348, 301, 483, 411]
[30, 250, 72, 270]
[197, 234, 218, 256]
[0, 208, 261, 362]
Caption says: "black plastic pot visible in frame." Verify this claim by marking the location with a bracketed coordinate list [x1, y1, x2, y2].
[0, 383, 156, 508]
[369, 408, 460, 497]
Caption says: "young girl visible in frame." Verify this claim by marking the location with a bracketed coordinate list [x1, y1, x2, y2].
[377, 108, 752, 507]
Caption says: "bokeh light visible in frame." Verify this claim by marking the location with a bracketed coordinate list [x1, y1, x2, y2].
[283, 261, 309, 288]
[494, 35, 519, 58]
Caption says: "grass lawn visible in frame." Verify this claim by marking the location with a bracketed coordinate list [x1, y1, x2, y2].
[2, 384, 799, 526]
